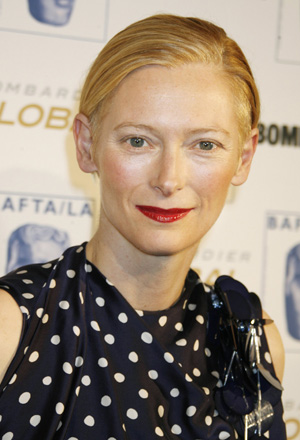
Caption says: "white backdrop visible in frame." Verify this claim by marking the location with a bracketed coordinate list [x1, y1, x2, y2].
[1, 0, 299, 438]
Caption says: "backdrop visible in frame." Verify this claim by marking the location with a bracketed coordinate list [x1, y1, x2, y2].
[1, 0, 299, 438]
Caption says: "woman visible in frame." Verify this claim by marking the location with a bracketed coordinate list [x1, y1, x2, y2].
[0, 14, 286, 440]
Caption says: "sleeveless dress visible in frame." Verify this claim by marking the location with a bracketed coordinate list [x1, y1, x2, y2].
[0, 243, 286, 440]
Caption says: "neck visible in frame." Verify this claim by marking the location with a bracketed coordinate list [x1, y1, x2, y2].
[86, 226, 199, 312]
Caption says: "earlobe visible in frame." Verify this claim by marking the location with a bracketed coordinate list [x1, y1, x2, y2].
[73, 113, 98, 173]
[231, 128, 258, 186]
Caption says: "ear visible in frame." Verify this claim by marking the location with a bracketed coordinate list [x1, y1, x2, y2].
[231, 128, 258, 186]
[73, 113, 98, 173]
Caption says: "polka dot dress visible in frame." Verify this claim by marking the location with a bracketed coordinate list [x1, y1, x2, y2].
[0, 244, 286, 439]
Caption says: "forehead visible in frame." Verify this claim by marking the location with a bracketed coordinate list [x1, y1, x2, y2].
[101, 63, 240, 135]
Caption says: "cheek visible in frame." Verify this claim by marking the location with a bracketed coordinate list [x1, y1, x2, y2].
[191, 163, 237, 200]
[99, 154, 146, 196]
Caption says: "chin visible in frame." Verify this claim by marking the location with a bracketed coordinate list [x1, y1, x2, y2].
[133, 237, 199, 258]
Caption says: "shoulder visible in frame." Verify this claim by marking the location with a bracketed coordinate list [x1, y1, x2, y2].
[262, 309, 285, 382]
[0, 289, 23, 384]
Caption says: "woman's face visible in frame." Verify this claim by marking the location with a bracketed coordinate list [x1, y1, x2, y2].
[76, 63, 257, 257]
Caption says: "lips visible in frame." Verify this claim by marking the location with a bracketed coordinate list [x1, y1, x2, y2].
[136, 205, 192, 223]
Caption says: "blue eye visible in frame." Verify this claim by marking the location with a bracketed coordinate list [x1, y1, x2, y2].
[129, 138, 145, 148]
[199, 141, 215, 150]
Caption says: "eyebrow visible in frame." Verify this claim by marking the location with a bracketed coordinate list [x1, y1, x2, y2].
[113, 123, 231, 138]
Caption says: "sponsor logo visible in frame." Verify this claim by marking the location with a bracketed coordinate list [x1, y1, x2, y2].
[0, 0, 108, 42]
[263, 211, 300, 350]
[258, 123, 300, 147]
[0, 191, 95, 276]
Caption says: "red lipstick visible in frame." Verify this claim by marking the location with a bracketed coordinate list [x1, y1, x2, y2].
[136, 205, 192, 223]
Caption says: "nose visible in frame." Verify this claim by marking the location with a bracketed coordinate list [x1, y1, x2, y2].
[150, 147, 186, 196]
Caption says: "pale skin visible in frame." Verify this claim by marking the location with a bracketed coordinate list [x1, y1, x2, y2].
[0, 63, 284, 384]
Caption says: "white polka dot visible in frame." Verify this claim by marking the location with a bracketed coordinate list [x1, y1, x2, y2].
[155, 427, 164, 437]
[73, 326, 80, 336]
[81, 375, 91, 386]
[101, 395, 112, 407]
[159, 316, 167, 326]
[68, 438, 79, 440]
[56, 402, 65, 415]
[158, 405, 164, 417]
[29, 351, 39, 363]
[128, 352, 138, 363]
[42, 262, 52, 268]
[196, 314, 204, 324]
[104, 334, 115, 344]
[136, 309, 144, 316]
[171, 424, 182, 435]
[17, 270, 27, 274]
[188, 303, 197, 311]
[175, 322, 183, 331]
[22, 293, 34, 299]
[2, 433, 13, 440]
[9, 374, 17, 384]
[148, 370, 158, 380]
[164, 352, 174, 363]
[176, 338, 187, 346]
[118, 313, 128, 323]
[20, 306, 29, 316]
[75, 386, 80, 396]
[186, 406, 197, 417]
[75, 356, 84, 367]
[138, 389, 148, 399]
[85, 264, 92, 273]
[30, 415, 41, 427]
[84, 415, 95, 426]
[170, 388, 180, 397]
[22, 279, 33, 285]
[66, 270, 76, 278]
[79, 292, 84, 304]
[42, 376, 52, 385]
[98, 357, 108, 367]
[95, 297, 105, 307]
[42, 314, 49, 324]
[59, 301, 70, 310]
[185, 373, 193, 382]
[203, 387, 210, 395]
[19, 392, 31, 404]
[193, 368, 201, 377]
[127, 408, 138, 420]
[211, 370, 220, 379]
[264, 351, 272, 364]
[205, 347, 211, 357]
[49, 279, 56, 288]
[91, 321, 101, 332]
[114, 373, 125, 383]
[51, 335, 60, 345]
[219, 432, 231, 439]
[76, 246, 84, 253]
[36, 308, 44, 318]
[63, 362, 73, 374]
[205, 415, 212, 426]
[141, 332, 153, 344]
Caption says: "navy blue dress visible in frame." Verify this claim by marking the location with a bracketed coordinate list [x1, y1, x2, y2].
[0, 244, 286, 439]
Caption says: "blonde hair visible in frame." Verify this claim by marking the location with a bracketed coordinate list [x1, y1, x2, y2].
[79, 14, 260, 142]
